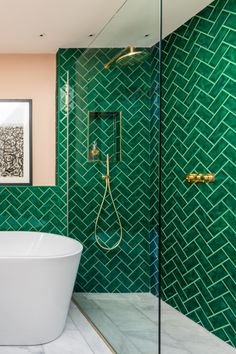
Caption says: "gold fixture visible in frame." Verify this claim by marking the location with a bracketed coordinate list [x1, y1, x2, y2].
[95, 154, 123, 251]
[185, 173, 215, 183]
[90, 141, 100, 159]
[104, 45, 147, 69]
[88, 111, 122, 162]
[116, 46, 143, 63]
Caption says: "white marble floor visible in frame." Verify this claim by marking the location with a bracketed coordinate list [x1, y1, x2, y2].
[161, 301, 236, 354]
[0, 301, 112, 354]
[1, 294, 235, 354]
[73, 293, 236, 354]
[73, 292, 158, 354]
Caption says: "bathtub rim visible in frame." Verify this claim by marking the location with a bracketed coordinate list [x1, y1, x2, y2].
[0, 231, 83, 260]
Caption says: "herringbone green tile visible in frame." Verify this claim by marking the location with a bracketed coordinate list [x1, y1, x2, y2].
[0, 186, 67, 234]
[162, 0, 236, 347]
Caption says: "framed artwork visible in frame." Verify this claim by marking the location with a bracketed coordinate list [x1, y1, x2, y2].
[0, 99, 32, 185]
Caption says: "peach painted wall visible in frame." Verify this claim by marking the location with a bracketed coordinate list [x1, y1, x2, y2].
[0, 54, 56, 185]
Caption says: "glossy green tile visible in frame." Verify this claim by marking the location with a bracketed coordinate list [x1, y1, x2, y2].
[162, 0, 236, 348]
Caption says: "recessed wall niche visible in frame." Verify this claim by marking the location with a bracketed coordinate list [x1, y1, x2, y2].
[88, 112, 122, 162]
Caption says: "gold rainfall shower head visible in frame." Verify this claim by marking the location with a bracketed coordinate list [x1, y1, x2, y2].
[104, 45, 148, 69]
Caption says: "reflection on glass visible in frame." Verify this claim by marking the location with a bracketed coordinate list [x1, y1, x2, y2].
[69, 0, 236, 353]
[70, 0, 160, 353]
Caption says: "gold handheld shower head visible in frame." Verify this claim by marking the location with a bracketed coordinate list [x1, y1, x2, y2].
[104, 45, 148, 69]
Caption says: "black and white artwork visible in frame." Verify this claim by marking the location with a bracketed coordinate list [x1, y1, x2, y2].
[0, 100, 32, 185]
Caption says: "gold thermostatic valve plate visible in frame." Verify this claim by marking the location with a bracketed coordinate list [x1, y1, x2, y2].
[186, 173, 215, 183]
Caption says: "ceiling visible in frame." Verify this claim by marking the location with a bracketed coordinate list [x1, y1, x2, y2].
[162, 0, 214, 39]
[0, 0, 214, 53]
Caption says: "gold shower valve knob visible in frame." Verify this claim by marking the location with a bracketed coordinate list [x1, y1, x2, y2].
[185, 173, 215, 183]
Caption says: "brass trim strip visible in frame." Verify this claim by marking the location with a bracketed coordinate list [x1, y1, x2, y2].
[72, 298, 117, 354]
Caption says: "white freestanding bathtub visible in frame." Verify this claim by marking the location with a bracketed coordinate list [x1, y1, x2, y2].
[0, 231, 83, 345]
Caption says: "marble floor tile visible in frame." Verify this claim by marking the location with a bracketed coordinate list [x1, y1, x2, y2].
[161, 301, 236, 354]
[0, 347, 44, 354]
[74, 292, 158, 354]
[73, 297, 141, 354]
[4, 295, 234, 354]
[94, 300, 150, 325]
[64, 314, 78, 331]
[69, 301, 112, 354]
[43, 329, 93, 354]
[0, 301, 112, 354]
[74, 292, 236, 354]
[124, 329, 158, 354]
[73, 293, 101, 310]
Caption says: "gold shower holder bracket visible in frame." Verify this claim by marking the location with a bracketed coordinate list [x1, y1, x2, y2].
[185, 173, 215, 183]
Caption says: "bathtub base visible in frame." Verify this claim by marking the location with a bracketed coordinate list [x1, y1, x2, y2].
[0, 232, 82, 345]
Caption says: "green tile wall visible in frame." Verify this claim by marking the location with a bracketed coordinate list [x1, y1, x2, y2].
[58, 48, 157, 293]
[162, 0, 236, 347]
[0, 58, 67, 234]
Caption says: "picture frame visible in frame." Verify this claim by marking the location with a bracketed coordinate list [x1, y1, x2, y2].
[0, 99, 32, 185]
